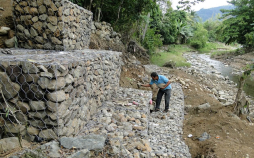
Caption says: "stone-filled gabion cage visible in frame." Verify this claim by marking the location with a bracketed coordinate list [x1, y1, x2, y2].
[0, 49, 122, 141]
[13, 0, 93, 51]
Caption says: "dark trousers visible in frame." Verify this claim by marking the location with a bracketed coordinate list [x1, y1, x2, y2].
[156, 89, 171, 110]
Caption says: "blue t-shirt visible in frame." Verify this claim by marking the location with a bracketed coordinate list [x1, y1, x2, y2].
[150, 75, 171, 90]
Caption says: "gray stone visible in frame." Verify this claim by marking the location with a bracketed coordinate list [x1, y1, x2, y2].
[28, 111, 47, 119]
[15, 111, 28, 123]
[35, 36, 44, 44]
[0, 72, 20, 99]
[68, 149, 89, 158]
[47, 23, 57, 32]
[41, 141, 61, 158]
[32, 16, 39, 23]
[60, 134, 106, 150]
[29, 101, 46, 111]
[48, 16, 58, 26]
[5, 37, 15, 48]
[38, 77, 66, 90]
[198, 103, 210, 109]
[47, 101, 57, 112]
[51, 37, 62, 45]
[30, 27, 38, 37]
[38, 5, 46, 14]
[5, 124, 26, 135]
[17, 101, 30, 113]
[40, 72, 53, 78]
[0, 27, 10, 35]
[27, 127, 39, 135]
[0, 137, 30, 154]
[47, 90, 66, 102]
[39, 129, 58, 140]
[21, 61, 39, 73]
[39, 14, 48, 21]
[18, 74, 39, 84]
[16, 25, 25, 32]
[198, 132, 210, 141]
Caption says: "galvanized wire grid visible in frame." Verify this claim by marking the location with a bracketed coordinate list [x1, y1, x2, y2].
[12, 0, 92, 50]
[0, 49, 123, 156]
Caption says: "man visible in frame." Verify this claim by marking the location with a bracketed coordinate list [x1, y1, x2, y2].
[141, 72, 172, 112]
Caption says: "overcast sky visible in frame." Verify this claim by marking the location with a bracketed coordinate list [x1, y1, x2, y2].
[171, 0, 231, 11]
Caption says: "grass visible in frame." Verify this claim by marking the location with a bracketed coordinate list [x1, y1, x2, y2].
[197, 42, 229, 53]
[151, 45, 192, 67]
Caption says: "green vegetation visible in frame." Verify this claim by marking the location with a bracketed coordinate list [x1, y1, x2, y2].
[69, 0, 254, 67]
[151, 45, 192, 67]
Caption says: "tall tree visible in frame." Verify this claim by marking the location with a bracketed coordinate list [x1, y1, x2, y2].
[219, 0, 254, 47]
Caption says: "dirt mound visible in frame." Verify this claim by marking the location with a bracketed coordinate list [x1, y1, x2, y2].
[89, 34, 125, 52]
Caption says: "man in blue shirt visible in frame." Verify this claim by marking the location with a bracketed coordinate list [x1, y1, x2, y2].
[141, 72, 172, 112]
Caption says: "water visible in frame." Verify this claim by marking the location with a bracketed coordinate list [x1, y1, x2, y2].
[198, 54, 254, 98]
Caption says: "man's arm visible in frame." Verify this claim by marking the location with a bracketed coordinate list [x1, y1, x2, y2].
[161, 81, 170, 89]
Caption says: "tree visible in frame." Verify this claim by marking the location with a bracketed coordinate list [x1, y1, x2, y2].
[219, 0, 254, 47]
[189, 23, 208, 49]
[177, 0, 205, 11]
[234, 63, 254, 116]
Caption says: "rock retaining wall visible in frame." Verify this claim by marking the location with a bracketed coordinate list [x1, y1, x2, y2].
[12, 0, 92, 50]
[0, 49, 122, 140]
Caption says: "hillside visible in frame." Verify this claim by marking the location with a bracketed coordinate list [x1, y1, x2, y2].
[196, 5, 234, 22]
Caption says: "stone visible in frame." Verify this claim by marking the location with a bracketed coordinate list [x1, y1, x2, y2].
[41, 141, 61, 158]
[38, 77, 66, 90]
[15, 5, 24, 14]
[39, 129, 58, 140]
[29, 119, 46, 129]
[0, 27, 10, 35]
[29, 7, 38, 14]
[19, 83, 44, 100]
[5, 37, 15, 48]
[18, 74, 39, 84]
[15, 111, 28, 123]
[21, 61, 39, 74]
[0, 137, 30, 154]
[29, 101, 46, 111]
[44, 0, 52, 6]
[198, 132, 210, 141]
[5, 124, 26, 135]
[47, 90, 66, 102]
[24, 29, 31, 38]
[60, 134, 106, 150]
[17, 101, 30, 113]
[0, 72, 20, 99]
[47, 23, 57, 32]
[198, 103, 210, 109]
[48, 16, 58, 26]
[30, 27, 38, 37]
[38, 5, 46, 14]
[47, 101, 57, 112]
[29, 111, 47, 119]
[39, 14, 48, 21]
[32, 16, 39, 23]
[35, 36, 44, 44]
[33, 21, 43, 32]
[17, 24, 25, 32]
[51, 37, 62, 45]
[68, 149, 89, 158]
[27, 127, 39, 135]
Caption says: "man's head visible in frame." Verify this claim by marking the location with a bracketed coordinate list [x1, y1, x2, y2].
[151, 72, 159, 80]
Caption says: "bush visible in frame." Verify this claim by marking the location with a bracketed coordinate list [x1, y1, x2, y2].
[189, 24, 208, 49]
[142, 28, 163, 53]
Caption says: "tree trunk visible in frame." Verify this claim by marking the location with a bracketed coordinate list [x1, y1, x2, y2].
[89, 0, 93, 11]
[234, 76, 247, 116]
[142, 12, 150, 41]
[114, 0, 124, 25]
[97, 8, 101, 22]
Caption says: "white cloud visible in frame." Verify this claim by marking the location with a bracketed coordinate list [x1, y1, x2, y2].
[171, 0, 230, 11]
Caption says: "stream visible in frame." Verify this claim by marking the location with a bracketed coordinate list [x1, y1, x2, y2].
[198, 54, 254, 98]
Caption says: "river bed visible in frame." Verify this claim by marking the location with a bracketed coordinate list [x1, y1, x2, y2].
[198, 54, 254, 98]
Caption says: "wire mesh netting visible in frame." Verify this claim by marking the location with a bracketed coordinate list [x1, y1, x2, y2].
[12, 0, 92, 51]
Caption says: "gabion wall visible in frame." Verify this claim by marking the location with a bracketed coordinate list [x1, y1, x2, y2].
[12, 0, 92, 50]
[0, 49, 122, 140]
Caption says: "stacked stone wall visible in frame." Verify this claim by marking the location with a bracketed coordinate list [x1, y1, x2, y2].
[12, 0, 92, 50]
[0, 49, 122, 140]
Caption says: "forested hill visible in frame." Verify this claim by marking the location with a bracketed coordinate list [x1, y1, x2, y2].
[196, 5, 234, 22]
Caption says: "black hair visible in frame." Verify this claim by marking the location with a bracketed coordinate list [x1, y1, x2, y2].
[151, 72, 158, 77]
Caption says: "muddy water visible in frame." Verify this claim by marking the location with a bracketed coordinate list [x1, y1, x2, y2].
[198, 54, 254, 98]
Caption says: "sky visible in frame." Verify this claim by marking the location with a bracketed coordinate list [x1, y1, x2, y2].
[171, 0, 231, 11]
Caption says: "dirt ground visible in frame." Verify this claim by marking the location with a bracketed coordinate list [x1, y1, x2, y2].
[119, 50, 254, 158]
